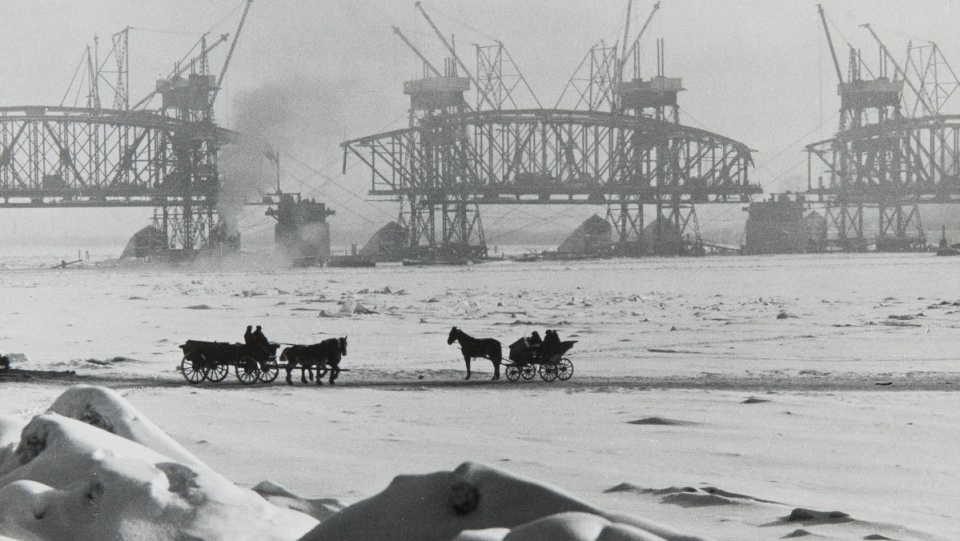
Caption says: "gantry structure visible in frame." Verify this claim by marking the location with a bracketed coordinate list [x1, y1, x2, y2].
[806, 5, 960, 251]
[343, 1, 759, 260]
[0, 1, 252, 254]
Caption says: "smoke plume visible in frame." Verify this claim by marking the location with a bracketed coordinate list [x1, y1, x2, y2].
[217, 75, 359, 234]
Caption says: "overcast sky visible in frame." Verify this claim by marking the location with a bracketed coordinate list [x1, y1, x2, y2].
[1, 0, 958, 249]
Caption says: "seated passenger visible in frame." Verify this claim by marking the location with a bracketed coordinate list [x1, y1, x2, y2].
[542, 329, 561, 358]
[251, 325, 271, 355]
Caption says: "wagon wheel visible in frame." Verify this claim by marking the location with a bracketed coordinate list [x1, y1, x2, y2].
[539, 363, 558, 382]
[181, 357, 207, 384]
[235, 357, 260, 384]
[205, 362, 229, 383]
[505, 365, 521, 382]
[520, 364, 537, 380]
[556, 358, 574, 381]
[257, 361, 280, 383]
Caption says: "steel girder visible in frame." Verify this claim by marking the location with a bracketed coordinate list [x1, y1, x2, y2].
[343, 109, 758, 204]
[0, 106, 231, 206]
[807, 115, 960, 201]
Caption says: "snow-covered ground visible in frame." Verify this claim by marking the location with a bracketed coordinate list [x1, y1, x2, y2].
[1, 252, 959, 540]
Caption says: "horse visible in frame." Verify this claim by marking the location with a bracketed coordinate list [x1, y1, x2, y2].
[447, 326, 502, 380]
[280, 337, 347, 385]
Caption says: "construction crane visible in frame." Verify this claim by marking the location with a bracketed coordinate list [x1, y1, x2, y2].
[618, 1, 661, 83]
[392, 26, 443, 78]
[817, 4, 846, 86]
[211, 0, 253, 108]
[413, 2, 497, 111]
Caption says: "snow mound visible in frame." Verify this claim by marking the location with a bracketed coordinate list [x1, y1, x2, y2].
[300, 461, 713, 541]
[46, 385, 205, 469]
[0, 386, 317, 541]
[338, 299, 377, 315]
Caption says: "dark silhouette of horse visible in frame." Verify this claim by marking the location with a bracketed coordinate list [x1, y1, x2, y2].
[447, 326, 502, 380]
[280, 337, 347, 385]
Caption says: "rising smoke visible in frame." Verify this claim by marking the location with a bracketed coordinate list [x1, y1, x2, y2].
[217, 75, 363, 235]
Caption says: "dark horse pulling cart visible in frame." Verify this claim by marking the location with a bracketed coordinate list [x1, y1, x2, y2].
[447, 326, 576, 382]
[179, 326, 347, 385]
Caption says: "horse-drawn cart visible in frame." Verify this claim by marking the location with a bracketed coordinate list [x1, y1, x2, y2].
[179, 340, 281, 384]
[505, 336, 576, 382]
[179, 328, 348, 385]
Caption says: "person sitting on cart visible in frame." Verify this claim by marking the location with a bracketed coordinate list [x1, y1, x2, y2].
[251, 325, 271, 354]
[243, 325, 254, 345]
[527, 330, 542, 348]
[542, 329, 561, 359]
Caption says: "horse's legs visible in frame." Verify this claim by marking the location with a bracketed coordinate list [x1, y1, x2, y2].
[329, 365, 339, 385]
[463, 354, 472, 380]
[316, 362, 324, 385]
[492, 359, 501, 381]
[285, 364, 293, 385]
[300, 363, 309, 384]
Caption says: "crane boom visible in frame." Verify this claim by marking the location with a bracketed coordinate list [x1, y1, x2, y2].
[211, 0, 253, 108]
[131, 33, 229, 110]
[392, 26, 442, 78]
[818, 4, 845, 85]
[621, 1, 660, 79]
[619, 0, 634, 78]
[414, 2, 497, 110]
[861, 23, 933, 115]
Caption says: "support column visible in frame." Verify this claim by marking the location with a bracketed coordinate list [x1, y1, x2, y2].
[877, 202, 926, 251]
[606, 198, 644, 255]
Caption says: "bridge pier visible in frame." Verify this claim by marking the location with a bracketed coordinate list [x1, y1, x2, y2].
[653, 201, 703, 256]
[877, 201, 925, 251]
[606, 199, 645, 255]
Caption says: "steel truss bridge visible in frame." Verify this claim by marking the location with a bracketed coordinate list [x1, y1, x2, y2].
[807, 115, 960, 199]
[807, 9, 960, 251]
[806, 114, 960, 251]
[0, 2, 253, 255]
[345, 108, 756, 255]
[344, 2, 760, 259]
[0, 106, 231, 249]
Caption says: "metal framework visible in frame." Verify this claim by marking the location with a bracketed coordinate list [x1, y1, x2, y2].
[347, 109, 754, 202]
[0, 106, 232, 250]
[806, 7, 960, 250]
[807, 115, 960, 200]
[0, 106, 228, 203]
[1, 1, 252, 254]
[345, 2, 757, 258]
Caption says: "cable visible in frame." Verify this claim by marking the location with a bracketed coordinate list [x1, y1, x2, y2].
[281, 150, 395, 221]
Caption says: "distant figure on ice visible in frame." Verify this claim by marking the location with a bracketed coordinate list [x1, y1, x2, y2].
[0, 355, 9, 370]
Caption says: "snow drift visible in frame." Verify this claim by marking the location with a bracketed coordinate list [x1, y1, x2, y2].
[0, 386, 713, 541]
[0, 386, 317, 541]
